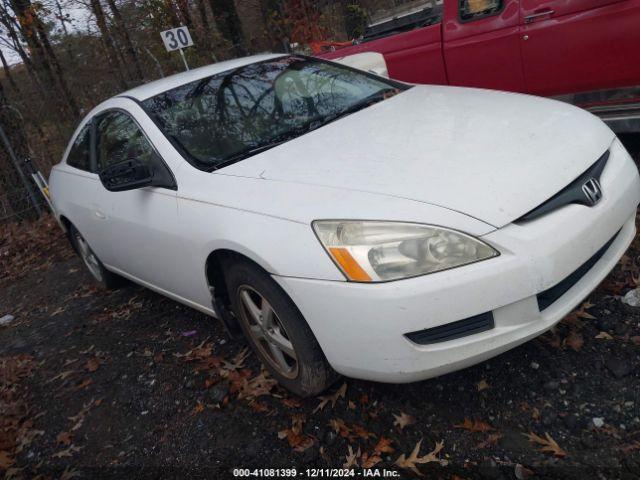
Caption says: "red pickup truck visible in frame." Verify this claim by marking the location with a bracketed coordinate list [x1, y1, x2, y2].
[318, 0, 640, 132]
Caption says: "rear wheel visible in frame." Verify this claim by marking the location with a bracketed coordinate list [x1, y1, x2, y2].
[69, 225, 122, 289]
[224, 259, 338, 397]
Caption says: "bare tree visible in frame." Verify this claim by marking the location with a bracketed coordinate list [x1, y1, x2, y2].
[104, 0, 144, 80]
[87, 0, 128, 88]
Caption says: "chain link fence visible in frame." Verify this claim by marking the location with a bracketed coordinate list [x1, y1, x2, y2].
[0, 119, 50, 225]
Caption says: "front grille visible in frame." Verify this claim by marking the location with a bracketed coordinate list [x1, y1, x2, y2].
[537, 231, 619, 311]
[517, 150, 609, 223]
[405, 312, 494, 345]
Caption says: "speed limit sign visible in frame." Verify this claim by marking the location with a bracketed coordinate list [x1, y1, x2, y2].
[161, 26, 194, 52]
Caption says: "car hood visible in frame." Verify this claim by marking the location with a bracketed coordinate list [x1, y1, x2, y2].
[220, 85, 615, 228]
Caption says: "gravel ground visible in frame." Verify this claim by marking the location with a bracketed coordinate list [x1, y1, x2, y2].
[1, 137, 640, 480]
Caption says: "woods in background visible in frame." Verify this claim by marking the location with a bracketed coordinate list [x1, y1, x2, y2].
[0, 0, 415, 221]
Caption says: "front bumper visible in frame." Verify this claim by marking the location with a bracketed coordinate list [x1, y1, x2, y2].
[274, 140, 640, 383]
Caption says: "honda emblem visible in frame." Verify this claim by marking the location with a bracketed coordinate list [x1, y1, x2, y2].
[582, 178, 602, 206]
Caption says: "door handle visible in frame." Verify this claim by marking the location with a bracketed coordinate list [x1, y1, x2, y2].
[524, 9, 555, 23]
[94, 210, 106, 219]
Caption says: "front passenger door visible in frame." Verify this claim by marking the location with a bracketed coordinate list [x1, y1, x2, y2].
[520, 0, 640, 96]
[92, 110, 185, 294]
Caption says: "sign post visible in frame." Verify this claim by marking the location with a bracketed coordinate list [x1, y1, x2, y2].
[160, 26, 194, 71]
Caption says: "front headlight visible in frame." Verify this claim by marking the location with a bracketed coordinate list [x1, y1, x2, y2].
[312, 220, 499, 282]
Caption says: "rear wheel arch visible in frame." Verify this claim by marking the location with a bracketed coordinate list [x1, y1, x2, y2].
[59, 214, 72, 233]
[58, 215, 77, 254]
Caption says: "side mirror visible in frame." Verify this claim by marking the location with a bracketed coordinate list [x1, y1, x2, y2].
[99, 158, 153, 192]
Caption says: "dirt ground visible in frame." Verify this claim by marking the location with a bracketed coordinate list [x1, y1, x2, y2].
[2, 137, 640, 480]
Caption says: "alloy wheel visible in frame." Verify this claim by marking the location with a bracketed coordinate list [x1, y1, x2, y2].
[75, 233, 104, 282]
[237, 285, 299, 379]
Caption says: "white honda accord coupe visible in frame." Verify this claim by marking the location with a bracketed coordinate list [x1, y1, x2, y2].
[50, 54, 640, 396]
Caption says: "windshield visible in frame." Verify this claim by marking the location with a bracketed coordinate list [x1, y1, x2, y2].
[141, 56, 408, 171]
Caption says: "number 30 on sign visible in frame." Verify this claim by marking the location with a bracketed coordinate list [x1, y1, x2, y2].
[161, 26, 194, 52]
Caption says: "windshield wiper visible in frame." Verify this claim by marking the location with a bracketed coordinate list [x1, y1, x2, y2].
[323, 88, 399, 125]
[209, 120, 323, 171]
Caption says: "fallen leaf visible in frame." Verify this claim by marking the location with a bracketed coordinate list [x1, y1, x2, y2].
[329, 418, 352, 439]
[476, 433, 502, 449]
[373, 437, 395, 454]
[74, 378, 92, 390]
[250, 400, 270, 413]
[620, 441, 640, 453]
[531, 407, 540, 421]
[281, 397, 302, 409]
[564, 331, 584, 351]
[343, 445, 360, 468]
[192, 402, 205, 415]
[393, 412, 416, 430]
[52, 444, 83, 458]
[360, 452, 381, 469]
[85, 358, 100, 373]
[278, 413, 315, 452]
[313, 383, 347, 413]
[352, 424, 375, 441]
[237, 371, 277, 400]
[596, 331, 613, 340]
[221, 347, 250, 371]
[524, 432, 567, 457]
[0, 451, 14, 469]
[60, 466, 82, 480]
[358, 437, 395, 469]
[476, 379, 490, 392]
[68, 399, 96, 431]
[56, 432, 72, 446]
[48, 370, 75, 383]
[571, 302, 597, 320]
[514, 463, 535, 479]
[454, 418, 493, 433]
[395, 439, 444, 476]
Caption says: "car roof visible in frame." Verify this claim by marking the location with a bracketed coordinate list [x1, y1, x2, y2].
[118, 53, 287, 101]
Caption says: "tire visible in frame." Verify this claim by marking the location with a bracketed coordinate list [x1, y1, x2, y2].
[223, 258, 339, 397]
[68, 225, 123, 290]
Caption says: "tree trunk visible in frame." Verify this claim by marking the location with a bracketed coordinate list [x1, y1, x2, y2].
[89, 0, 128, 90]
[164, 0, 181, 27]
[175, 0, 194, 29]
[209, 0, 245, 56]
[0, 48, 20, 93]
[32, 15, 80, 117]
[105, 0, 144, 81]
[196, 0, 210, 34]
[8, 0, 80, 117]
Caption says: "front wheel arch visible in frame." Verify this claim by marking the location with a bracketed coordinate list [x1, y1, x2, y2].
[205, 249, 268, 337]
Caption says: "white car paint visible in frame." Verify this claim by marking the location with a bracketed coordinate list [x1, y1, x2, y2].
[334, 52, 389, 78]
[49, 54, 640, 382]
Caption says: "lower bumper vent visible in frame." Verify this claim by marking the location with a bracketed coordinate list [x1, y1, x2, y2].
[537, 231, 619, 312]
[405, 312, 495, 345]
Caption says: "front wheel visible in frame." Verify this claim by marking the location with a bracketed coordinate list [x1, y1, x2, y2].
[224, 259, 338, 397]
